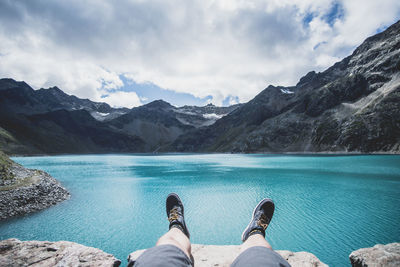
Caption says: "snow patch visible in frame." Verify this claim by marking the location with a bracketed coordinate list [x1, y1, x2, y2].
[280, 89, 294, 94]
[174, 109, 197, 115]
[203, 113, 224, 120]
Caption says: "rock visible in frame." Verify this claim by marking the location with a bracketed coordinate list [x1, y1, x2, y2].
[349, 243, 400, 267]
[0, 152, 70, 220]
[0, 238, 121, 267]
[128, 244, 328, 267]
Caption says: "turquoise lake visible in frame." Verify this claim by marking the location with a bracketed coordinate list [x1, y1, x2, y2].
[1, 154, 400, 266]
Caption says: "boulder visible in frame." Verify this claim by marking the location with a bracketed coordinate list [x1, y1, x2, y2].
[350, 243, 400, 267]
[0, 238, 121, 267]
[128, 244, 328, 267]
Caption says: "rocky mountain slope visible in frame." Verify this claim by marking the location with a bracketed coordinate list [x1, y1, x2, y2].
[0, 79, 240, 154]
[0, 107, 146, 154]
[0, 79, 142, 154]
[174, 103, 242, 127]
[107, 100, 194, 152]
[0, 79, 129, 121]
[106, 100, 242, 151]
[170, 20, 400, 153]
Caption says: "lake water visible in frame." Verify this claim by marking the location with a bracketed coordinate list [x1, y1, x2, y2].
[1, 154, 399, 266]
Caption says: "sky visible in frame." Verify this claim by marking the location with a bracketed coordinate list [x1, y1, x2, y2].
[0, 0, 399, 108]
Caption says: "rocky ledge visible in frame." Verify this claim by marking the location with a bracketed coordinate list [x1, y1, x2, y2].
[2, 239, 399, 267]
[128, 244, 328, 267]
[350, 243, 400, 267]
[0, 239, 121, 267]
[0, 151, 70, 220]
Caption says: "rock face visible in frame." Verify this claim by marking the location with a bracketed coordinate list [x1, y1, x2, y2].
[0, 79, 129, 121]
[0, 238, 121, 267]
[107, 101, 242, 152]
[174, 103, 243, 128]
[127, 244, 328, 267]
[349, 243, 400, 267]
[0, 151, 70, 220]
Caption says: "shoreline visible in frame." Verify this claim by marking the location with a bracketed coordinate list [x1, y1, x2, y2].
[9, 151, 400, 157]
[0, 152, 70, 221]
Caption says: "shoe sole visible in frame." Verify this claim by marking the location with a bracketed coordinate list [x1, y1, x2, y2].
[241, 198, 274, 242]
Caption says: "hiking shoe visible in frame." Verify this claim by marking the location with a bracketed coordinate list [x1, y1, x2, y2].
[166, 193, 190, 239]
[241, 198, 275, 242]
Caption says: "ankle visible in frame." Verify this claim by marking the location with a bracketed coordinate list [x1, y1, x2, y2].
[170, 223, 184, 233]
[242, 234, 272, 250]
[247, 229, 265, 240]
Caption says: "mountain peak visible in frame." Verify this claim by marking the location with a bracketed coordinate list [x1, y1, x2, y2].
[144, 99, 173, 109]
[46, 86, 68, 96]
[0, 78, 32, 91]
[48, 86, 62, 91]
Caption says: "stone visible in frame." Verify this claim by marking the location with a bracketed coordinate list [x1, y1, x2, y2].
[128, 244, 328, 267]
[0, 238, 121, 267]
[349, 243, 400, 267]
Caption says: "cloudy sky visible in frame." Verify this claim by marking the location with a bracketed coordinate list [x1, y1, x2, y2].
[0, 0, 399, 107]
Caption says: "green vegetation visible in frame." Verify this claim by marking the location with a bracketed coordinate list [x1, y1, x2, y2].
[0, 150, 15, 181]
[0, 151, 42, 191]
[0, 175, 38, 191]
[0, 127, 17, 143]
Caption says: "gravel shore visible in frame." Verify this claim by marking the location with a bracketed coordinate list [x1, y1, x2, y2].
[0, 153, 70, 220]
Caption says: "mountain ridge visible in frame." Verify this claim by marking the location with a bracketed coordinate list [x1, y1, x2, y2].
[0, 20, 399, 154]
[0, 79, 241, 154]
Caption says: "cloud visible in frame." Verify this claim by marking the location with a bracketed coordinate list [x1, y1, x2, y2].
[100, 91, 142, 108]
[0, 0, 399, 106]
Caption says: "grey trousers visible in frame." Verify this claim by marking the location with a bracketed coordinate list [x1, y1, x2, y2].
[130, 244, 291, 267]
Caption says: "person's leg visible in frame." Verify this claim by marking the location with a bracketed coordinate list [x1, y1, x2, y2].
[129, 193, 193, 267]
[240, 232, 272, 252]
[231, 199, 291, 267]
[156, 227, 191, 258]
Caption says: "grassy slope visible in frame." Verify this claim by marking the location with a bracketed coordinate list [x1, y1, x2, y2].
[0, 150, 15, 181]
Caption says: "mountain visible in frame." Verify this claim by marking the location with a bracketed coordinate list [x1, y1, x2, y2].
[174, 103, 242, 127]
[0, 108, 146, 154]
[0, 79, 129, 121]
[106, 100, 242, 151]
[0, 79, 144, 154]
[107, 100, 194, 151]
[0, 79, 241, 154]
[170, 20, 400, 153]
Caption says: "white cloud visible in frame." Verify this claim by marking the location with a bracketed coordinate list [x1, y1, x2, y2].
[100, 91, 142, 108]
[0, 0, 399, 106]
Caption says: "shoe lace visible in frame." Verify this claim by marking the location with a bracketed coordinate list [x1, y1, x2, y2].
[168, 207, 179, 222]
[257, 213, 269, 230]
